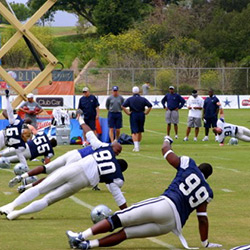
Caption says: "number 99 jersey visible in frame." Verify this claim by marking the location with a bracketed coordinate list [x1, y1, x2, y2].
[5, 115, 25, 149]
[162, 156, 213, 227]
[92, 145, 124, 184]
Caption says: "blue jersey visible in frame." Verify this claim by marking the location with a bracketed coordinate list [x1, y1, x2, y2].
[92, 145, 124, 184]
[78, 95, 99, 120]
[122, 94, 152, 113]
[161, 93, 185, 110]
[162, 156, 213, 227]
[78, 146, 94, 158]
[5, 115, 26, 149]
[204, 95, 220, 119]
[28, 133, 54, 160]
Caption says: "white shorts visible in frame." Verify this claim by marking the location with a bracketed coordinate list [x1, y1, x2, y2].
[37, 156, 99, 205]
[45, 149, 82, 174]
[115, 196, 176, 239]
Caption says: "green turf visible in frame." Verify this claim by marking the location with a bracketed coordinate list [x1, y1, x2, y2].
[1, 109, 250, 249]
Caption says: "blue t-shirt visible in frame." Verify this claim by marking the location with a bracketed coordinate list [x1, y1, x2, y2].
[78, 146, 94, 158]
[92, 145, 124, 184]
[28, 133, 54, 160]
[203, 95, 220, 119]
[78, 95, 99, 120]
[122, 94, 152, 112]
[5, 115, 26, 149]
[161, 93, 185, 110]
[162, 157, 213, 227]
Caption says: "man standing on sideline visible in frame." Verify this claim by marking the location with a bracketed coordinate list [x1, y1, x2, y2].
[142, 82, 150, 95]
[183, 90, 204, 142]
[19, 93, 43, 128]
[78, 87, 100, 146]
[202, 89, 223, 142]
[106, 86, 124, 143]
[161, 86, 185, 139]
[122, 86, 152, 152]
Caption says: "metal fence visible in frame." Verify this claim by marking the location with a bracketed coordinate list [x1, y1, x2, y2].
[77, 67, 250, 95]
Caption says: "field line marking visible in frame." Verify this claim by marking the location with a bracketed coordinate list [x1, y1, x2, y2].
[70, 196, 178, 249]
[215, 166, 241, 173]
[122, 150, 162, 160]
[0, 168, 13, 173]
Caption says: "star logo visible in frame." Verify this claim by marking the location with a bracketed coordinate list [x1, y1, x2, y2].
[152, 98, 160, 106]
[223, 98, 231, 107]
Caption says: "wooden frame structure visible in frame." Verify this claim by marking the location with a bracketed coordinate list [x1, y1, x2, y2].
[0, 0, 58, 108]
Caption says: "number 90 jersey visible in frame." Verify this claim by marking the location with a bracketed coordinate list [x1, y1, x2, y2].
[92, 145, 124, 184]
[5, 115, 25, 149]
[162, 156, 213, 227]
[28, 133, 54, 160]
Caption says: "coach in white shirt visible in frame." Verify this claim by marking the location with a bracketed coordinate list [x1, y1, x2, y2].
[183, 90, 204, 142]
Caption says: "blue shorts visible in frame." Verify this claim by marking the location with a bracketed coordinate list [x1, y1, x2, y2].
[108, 112, 122, 129]
[204, 117, 217, 128]
[130, 112, 145, 134]
[84, 118, 96, 131]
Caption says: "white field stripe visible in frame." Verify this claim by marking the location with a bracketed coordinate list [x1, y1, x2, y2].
[70, 196, 178, 249]
[0, 168, 13, 173]
[147, 237, 181, 250]
[215, 166, 241, 173]
[221, 189, 234, 192]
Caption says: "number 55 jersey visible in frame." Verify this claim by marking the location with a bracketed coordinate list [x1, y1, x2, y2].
[162, 156, 213, 228]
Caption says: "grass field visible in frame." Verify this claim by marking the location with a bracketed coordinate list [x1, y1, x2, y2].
[1, 109, 250, 250]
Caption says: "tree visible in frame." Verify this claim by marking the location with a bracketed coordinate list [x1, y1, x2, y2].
[217, 0, 250, 12]
[27, 0, 55, 26]
[93, 0, 143, 35]
[10, 2, 31, 22]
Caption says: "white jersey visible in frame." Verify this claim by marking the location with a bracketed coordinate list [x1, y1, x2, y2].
[217, 118, 237, 143]
[187, 96, 204, 118]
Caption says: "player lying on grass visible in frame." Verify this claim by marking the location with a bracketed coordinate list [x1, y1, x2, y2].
[8, 142, 119, 192]
[0, 123, 128, 220]
[66, 136, 222, 250]
[0, 132, 57, 164]
[0, 90, 31, 166]
[213, 118, 250, 145]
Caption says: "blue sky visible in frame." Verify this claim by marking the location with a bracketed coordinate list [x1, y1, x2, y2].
[11, 0, 78, 26]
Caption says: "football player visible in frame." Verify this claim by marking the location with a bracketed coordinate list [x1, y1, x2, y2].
[65, 136, 222, 250]
[0, 90, 31, 166]
[0, 132, 57, 164]
[8, 144, 99, 192]
[0, 123, 128, 220]
[213, 118, 250, 145]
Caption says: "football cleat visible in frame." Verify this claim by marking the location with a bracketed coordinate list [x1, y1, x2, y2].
[202, 136, 209, 141]
[6, 210, 20, 220]
[66, 230, 84, 249]
[132, 148, 139, 152]
[9, 175, 22, 188]
[5, 89, 9, 98]
[175, 135, 178, 139]
[183, 137, 188, 141]
[164, 135, 173, 144]
[77, 240, 90, 250]
[0, 204, 14, 215]
[17, 185, 26, 193]
[92, 185, 101, 191]
[193, 137, 197, 142]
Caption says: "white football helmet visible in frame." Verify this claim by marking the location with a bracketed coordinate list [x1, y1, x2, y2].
[0, 157, 11, 169]
[229, 137, 238, 145]
[22, 176, 38, 185]
[90, 204, 113, 224]
[13, 163, 30, 175]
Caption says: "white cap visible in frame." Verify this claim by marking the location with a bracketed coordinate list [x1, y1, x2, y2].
[27, 93, 34, 98]
[82, 87, 89, 92]
[132, 86, 139, 94]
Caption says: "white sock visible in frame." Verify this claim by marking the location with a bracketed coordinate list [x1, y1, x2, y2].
[81, 228, 93, 240]
[16, 198, 48, 216]
[89, 239, 99, 248]
[12, 187, 40, 207]
[21, 173, 29, 179]
[134, 141, 139, 149]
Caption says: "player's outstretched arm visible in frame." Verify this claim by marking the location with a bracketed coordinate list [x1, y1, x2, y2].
[197, 202, 222, 248]
[161, 136, 180, 169]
